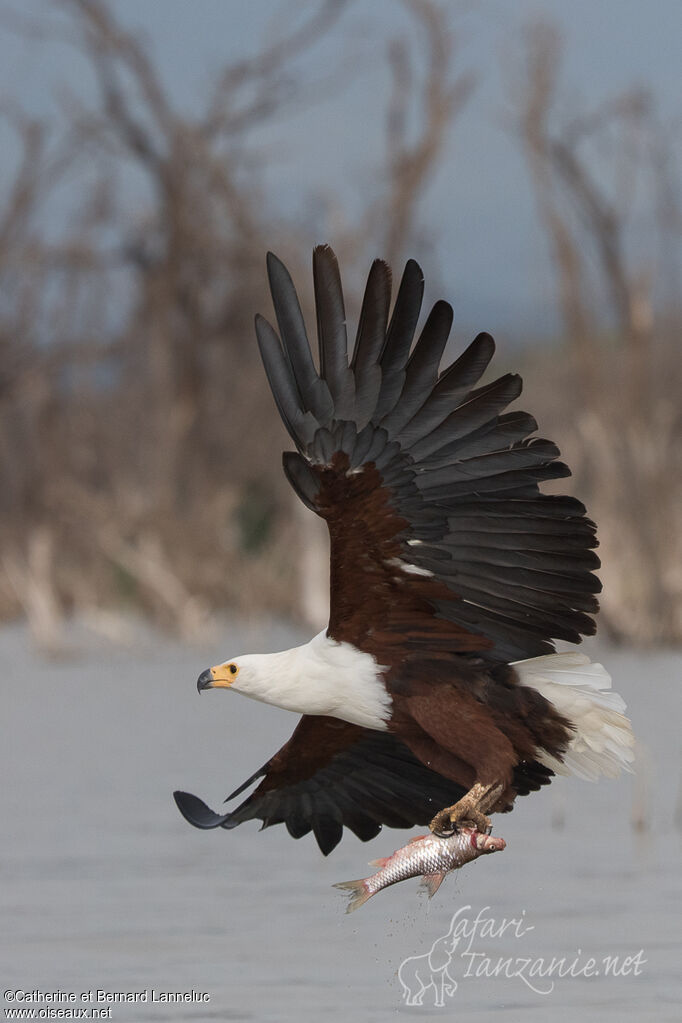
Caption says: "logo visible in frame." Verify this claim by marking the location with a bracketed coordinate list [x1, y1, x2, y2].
[398, 905, 646, 1007]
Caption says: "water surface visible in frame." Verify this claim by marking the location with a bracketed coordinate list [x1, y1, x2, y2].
[2, 623, 680, 1021]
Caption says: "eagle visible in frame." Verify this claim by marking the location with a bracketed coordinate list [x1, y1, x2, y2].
[174, 245, 634, 855]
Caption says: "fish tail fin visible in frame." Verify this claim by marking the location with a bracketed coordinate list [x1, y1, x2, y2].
[333, 878, 373, 913]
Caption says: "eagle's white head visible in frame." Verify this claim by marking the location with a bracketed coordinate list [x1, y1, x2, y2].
[195, 632, 391, 730]
[197, 652, 290, 706]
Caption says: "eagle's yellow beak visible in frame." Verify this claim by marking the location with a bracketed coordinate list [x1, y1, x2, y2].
[196, 664, 237, 692]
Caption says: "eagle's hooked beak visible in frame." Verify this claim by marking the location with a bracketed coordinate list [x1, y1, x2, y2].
[197, 668, 214, 693]
[196, 665, 235, 692]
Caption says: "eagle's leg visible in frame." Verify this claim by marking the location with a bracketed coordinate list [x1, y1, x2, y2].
[429, 781, 505, 838]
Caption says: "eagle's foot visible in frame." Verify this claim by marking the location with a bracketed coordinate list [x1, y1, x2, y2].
[429, 781, 504, 839]
[430, 801, 491, 838]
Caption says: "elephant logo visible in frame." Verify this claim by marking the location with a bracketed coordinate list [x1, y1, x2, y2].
[398, 914, 460, 1007]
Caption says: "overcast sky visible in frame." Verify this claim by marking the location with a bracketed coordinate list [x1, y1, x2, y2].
[1, 0, 680, 341]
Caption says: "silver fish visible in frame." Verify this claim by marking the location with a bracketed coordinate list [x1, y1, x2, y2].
[334, 828, 506, 913]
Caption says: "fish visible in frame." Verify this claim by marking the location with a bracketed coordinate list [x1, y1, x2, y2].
[333, 828, 506, 913]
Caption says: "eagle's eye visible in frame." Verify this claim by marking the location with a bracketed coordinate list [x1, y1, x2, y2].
[229, 663, 239, 676]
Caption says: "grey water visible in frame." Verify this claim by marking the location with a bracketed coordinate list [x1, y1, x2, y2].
[1, 621, 680, 1022]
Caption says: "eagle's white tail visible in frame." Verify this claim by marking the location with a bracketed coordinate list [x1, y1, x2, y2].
[513, 653, 635, 780]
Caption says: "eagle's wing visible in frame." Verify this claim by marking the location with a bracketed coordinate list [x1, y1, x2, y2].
[173, 714, 552, 855]
[257, 245, 599, 663]
[174, 715, 468, 855]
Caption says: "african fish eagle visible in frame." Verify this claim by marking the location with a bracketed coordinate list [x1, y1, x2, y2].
[174, 245, 634, 855]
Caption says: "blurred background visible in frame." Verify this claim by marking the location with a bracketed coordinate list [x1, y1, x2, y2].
[0, 0, 680, 652]
[2, 4, 682, 1019]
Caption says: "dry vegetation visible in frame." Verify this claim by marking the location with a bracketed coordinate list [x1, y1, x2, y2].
[0, 1, 679, 649]
[514, 22, 682, 644]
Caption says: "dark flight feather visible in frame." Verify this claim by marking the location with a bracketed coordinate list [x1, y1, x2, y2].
[407, 373, 523, 460]
[281, 451, 319, 511]
[380, 300, 454, 439]
[313, 245, 355, 420]
[254, 314, 318, 448]
[351, 259, 392, 427]
[373, 258, 425, 422]
[397, 332, 496, 447]
[266, 252, 334, 422]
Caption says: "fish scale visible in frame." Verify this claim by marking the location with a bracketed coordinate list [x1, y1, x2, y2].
[334, 827, 506, 912]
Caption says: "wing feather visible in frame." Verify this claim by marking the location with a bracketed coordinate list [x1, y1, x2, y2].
[266, 252, 334, 421]
[351, 259, 391, 427]
[175, 717, 468, 854]
[313, 245, 355, 419]
[373, 258, 425, 421]
[406, 373, 523, 459]
[396, 331, 496, 447]
[254, 314, 318, 447]
[381, 300, 453, 438]
[259, 246, 601, 662]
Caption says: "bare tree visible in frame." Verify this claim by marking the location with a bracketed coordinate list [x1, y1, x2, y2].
[0, 0, 473, 647]
[383, 0, 474, 268]
[514, 20, 682, 643]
